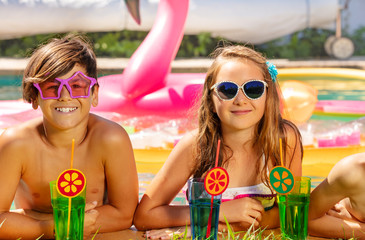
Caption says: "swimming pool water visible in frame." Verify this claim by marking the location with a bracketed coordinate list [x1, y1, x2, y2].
[0, 75, 22, 100]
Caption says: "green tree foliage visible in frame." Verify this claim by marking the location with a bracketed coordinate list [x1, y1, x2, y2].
[0, 27, 364, 59]
[351, 26, 365, 55]
[256, 29, 332, 59]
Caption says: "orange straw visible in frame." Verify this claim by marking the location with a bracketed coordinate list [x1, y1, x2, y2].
[206, 139, 221, 238]
[70, 138, 75, 169]
[67, 139, 75, 238]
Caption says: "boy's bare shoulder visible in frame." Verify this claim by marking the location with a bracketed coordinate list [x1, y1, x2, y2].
[0, 118, 42, 147]
[88, 114, 130, 143]
[329, 153, 365, 188]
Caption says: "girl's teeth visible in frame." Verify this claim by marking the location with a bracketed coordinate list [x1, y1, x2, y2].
[56, 107, 77, 113]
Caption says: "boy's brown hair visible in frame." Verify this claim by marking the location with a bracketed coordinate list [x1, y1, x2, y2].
[22, 34, 97, 103]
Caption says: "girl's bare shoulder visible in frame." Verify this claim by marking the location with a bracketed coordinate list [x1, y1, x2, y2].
[282, 121, 301, 145]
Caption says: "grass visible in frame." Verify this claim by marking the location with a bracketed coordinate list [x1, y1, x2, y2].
[0, 216, 360, 240]
[91, 227, 100, 240]
[168, 219, 362, 240]
[170, 217, 278, 240]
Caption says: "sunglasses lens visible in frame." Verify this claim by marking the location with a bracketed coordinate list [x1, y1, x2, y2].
[244, 81, 265, 99]
[38, 79, 61, 98]
[216, 82, 238, 100]
[69, 73, 92, 98]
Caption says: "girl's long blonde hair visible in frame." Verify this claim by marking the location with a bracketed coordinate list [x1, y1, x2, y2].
[192, 45, 302, 189]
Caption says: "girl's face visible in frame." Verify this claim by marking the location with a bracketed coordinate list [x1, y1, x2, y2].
[212, 59, 266, 134]
[33, 64, 98, 130]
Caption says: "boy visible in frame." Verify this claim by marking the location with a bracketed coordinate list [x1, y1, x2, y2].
[309, 152, 365, 239]
[0, 35, 139, 239]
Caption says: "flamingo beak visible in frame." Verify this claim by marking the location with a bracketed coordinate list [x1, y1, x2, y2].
[124, 0, 141, 25]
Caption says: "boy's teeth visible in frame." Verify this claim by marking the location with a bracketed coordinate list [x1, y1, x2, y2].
[56, 107, 77, 113]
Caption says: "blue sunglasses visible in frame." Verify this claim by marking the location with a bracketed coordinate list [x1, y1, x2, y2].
[211, 80, 268, 101]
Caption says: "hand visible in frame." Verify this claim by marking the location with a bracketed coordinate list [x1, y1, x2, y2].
[144, 226, 191, 239]
[327, 202, 353, 221]
[83, 201, 99, 239]
[222, 197, 264, 229]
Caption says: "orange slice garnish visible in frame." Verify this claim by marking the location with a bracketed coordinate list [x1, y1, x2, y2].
[269, 166, 294, 194]
[56, 169, 86, 198]
[204, 167, 229, 196]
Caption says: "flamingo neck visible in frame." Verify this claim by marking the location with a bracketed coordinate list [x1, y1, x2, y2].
[121, 0, 189, 99]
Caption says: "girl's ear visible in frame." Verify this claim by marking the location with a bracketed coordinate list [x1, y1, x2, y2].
[32, 99, 38, 109]
[91, 85, 99, 107]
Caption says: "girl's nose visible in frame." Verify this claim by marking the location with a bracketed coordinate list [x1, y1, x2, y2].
[59, 85, 72, 100]
[233, 88, 247, 104]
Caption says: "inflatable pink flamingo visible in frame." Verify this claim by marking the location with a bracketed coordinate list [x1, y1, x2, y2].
[0, 0, 318, 129]
[95, 0, 205, 117]
[0, 0, 203, 130]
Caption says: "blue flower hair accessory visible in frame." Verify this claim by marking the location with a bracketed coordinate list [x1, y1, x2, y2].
[266, 61, 278, 83]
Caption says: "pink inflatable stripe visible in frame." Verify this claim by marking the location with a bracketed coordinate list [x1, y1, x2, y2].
[316, 100, 365, 114]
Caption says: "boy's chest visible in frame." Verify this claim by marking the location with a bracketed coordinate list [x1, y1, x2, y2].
[16, 148, 105, 211]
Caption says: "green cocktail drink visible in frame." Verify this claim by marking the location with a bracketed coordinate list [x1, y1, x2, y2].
[278, 193, 309, 240]
[189, 198, 221, 240]
[277, 177, 311, 240]
[50, 181, 86, 240]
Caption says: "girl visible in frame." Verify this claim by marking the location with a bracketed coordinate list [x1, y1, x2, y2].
[133, 45, 302, 238]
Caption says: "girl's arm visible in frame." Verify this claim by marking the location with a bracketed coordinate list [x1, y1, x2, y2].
[133, 132, 197, 230]
[219, 198, 264, 229]
[218, 205, 279, 232]
[259, 205, 279, 229]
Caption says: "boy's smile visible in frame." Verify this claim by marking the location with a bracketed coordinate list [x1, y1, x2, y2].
[55, 107, 78, 113]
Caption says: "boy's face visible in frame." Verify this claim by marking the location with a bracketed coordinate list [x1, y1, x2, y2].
[33, 64, 98, 130]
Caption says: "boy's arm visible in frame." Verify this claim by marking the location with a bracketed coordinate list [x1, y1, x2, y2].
[308, 154, 361, 221]
[92, 125, 139, 232]
[0, 130, 54, 239]
[308, 178, 346, 220]
[308, 214, 365, 240]
[0, 212, 54, 239]
[308, 153, 365, 239]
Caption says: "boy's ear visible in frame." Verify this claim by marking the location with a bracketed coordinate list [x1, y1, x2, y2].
[91, 85, 99, 107]
[31, 99, 38, 109]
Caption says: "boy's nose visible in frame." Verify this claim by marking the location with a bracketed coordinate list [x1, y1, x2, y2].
[59, 85, 72, 100]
